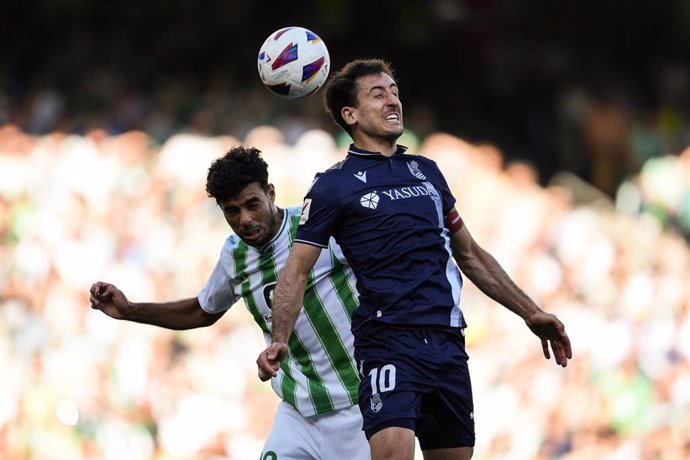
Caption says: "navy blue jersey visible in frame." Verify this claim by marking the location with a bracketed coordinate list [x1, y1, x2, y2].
[296, 145, 466, 333]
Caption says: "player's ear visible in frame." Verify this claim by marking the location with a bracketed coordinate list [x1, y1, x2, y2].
[267, 183, 276, 202]
[341, 107, 356, 126]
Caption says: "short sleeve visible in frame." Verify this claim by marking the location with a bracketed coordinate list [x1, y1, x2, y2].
[295, 173, 343, 247]
[197, 248, 241, 314]
[424, 157, 456, 215]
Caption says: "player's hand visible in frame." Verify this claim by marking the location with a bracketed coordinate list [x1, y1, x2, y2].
[256, 342, 289, 381]
[89, 281, 131, 319]
[525, 311, 572, 367]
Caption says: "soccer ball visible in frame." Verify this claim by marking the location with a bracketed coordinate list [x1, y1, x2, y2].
[257, 26, 330, 99]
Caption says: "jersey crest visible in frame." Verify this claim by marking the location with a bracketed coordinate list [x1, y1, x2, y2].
[407, 160, 426, 180]
[370, 393, 383, 413]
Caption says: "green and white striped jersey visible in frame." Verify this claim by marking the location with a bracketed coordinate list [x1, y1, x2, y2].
[198, 206, 360, 417]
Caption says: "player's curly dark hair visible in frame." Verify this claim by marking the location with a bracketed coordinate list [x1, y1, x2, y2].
[323, 58, 396, 136]
[206, 146, 269, 202]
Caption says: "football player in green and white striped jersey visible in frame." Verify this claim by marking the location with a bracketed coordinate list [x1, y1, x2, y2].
[90, 146, 369, 460]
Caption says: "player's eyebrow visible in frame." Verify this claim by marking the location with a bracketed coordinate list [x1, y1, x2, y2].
[244, 196, 261, 206]
[368, 83, 398, 93]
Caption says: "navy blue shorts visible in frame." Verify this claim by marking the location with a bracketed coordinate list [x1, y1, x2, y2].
[354, 323, 475, 450]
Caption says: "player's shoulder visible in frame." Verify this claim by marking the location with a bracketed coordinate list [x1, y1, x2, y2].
[305, 158, 354, 194]
[403, 151, 438, 165]
[322, 156, 356, 175]
[215, 234, 249, 269]
[225, 234, 246, 251]
[285, 205, 303, 217]
[403, 152, 444, 175]
[284, 206, 303, 228]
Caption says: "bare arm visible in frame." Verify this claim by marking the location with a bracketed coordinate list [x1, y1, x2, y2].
[89, 281, 224, 330]
[451, 224, 540, 319]
[256, 242, 321, 380]
[449, 212, 572, 366]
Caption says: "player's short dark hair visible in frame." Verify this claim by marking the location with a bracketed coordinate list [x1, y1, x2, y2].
[206, 146, 268, 202]
[323, 58, 396, 136]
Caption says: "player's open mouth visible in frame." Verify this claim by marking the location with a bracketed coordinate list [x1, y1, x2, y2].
[384, 113, 400, 124]
[244, 228, 263, 242]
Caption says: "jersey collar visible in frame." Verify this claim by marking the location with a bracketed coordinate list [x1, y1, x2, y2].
[347, 144, 408, 159]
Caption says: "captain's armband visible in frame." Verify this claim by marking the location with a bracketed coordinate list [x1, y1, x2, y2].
[444, 209, 463, 233]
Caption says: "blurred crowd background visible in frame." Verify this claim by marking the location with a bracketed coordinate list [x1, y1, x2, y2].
[1, 1, 689, 459]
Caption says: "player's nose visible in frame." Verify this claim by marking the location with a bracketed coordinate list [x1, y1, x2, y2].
[384, 90, 400, 105]
[239, 208, 254, 226]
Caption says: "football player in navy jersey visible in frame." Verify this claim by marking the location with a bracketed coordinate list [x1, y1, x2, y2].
[258, 59, 572, 460]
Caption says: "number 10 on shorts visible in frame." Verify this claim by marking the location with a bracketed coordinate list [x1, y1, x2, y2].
[369, 364, 397, 394]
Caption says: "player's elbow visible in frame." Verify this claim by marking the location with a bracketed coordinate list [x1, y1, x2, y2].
[198, 310, 224, 327]
[281, 258, 313, 287]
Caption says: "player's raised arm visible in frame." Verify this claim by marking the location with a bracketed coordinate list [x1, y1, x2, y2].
[447, 211, 572, 367]
[256, 242, 322, 380]
[89, 281, 224, 330]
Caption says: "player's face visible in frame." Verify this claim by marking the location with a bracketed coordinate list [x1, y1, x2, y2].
[348, 72, 403, 141]
[218, 182, 280, 247]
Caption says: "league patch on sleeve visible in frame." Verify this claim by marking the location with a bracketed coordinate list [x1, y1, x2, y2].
[299, 198, 312, 225]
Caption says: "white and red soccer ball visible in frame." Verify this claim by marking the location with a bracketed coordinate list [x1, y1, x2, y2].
[257, 26, 330, 99]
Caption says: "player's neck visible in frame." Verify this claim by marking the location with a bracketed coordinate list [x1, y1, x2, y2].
[353, 136, 397, 157]
[274, 207, 284, 230]
[266, 207, 284, 241]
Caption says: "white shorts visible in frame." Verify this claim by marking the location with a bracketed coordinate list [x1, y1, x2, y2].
[261, 401, 370, 460]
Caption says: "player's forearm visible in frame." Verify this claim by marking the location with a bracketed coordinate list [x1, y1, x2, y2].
[124, 298, 217, 330]
[460, 247, 542, 320]
[271, 272, 308, 344]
